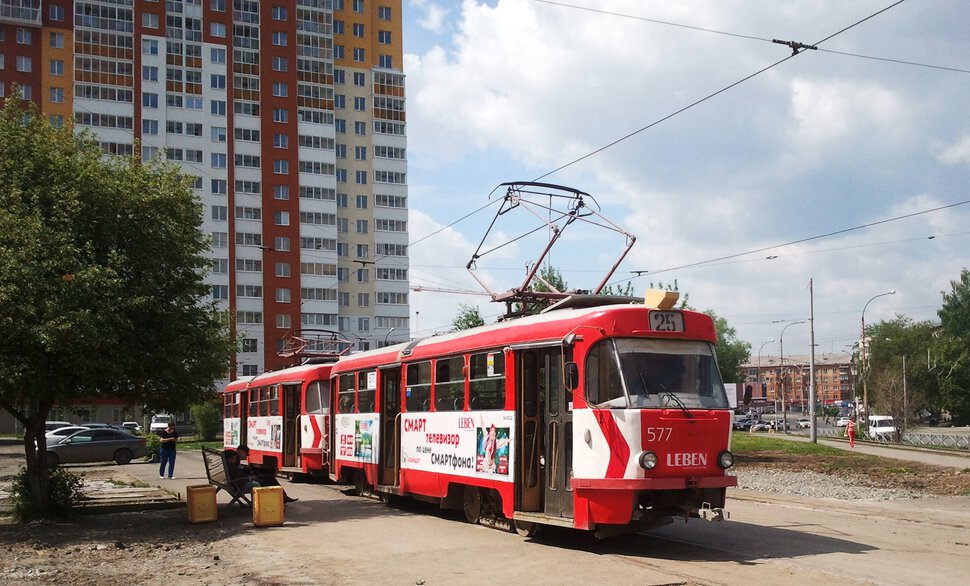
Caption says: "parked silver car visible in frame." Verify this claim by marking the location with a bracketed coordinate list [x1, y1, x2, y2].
[46, 428, 147, 466]
[45, 426, 91, 445]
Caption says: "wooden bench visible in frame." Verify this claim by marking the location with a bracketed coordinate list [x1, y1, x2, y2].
[201, 447, 252, 507]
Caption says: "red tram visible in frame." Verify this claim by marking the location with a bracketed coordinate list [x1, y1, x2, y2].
[221, 361, 335, 477]
[329, 292, 736, 536]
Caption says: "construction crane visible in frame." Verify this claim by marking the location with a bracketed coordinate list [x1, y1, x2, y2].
[410, 285, 489, 296]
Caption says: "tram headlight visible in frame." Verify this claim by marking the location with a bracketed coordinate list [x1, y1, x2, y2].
[637, 451, 658, 470]
[717, 450, 734, 469]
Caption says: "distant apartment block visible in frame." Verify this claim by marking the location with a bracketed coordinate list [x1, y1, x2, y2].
[0, 0, 410, 378]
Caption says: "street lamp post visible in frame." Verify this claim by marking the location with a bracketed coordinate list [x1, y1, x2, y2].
[382, 327, 396, 347]
[779, 320, 806, 432]
[860, 290, 895, 426]
[758, 339, 775, 407]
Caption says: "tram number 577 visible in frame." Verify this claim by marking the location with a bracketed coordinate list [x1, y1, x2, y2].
[645, 427, 673, 442]
[650, 311, 684, 332]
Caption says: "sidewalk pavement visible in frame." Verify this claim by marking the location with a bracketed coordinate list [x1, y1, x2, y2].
[771, 432, 970, 469]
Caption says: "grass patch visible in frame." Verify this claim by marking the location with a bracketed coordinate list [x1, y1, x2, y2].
[177, 439, 224, 451]
[731, 434, 844, 456]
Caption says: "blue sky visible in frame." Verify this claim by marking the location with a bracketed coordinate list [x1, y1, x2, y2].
[397, 0, 970, 358]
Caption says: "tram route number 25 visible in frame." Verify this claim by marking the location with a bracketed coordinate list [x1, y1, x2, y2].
[645, 427, 673, 442]
[650, 311, 684, 332]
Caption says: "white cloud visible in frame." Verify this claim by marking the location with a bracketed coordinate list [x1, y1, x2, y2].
[938, 135, 970, 165]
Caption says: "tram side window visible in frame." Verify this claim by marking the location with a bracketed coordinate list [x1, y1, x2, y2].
[305, 380, 330, 413]
[269, 385, 280, 416]
[435, 356, 466, 411]
[248, 389, 260, 416]
[358, 370, 376, 412]
[586, 340, 624, 408]
[405, 361, 432, 412]
[338, 374, 356, 413]
[469, 351, 505, 410]
[224, 393, 240, 418]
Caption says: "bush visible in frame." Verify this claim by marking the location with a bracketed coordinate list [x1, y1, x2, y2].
[190, 402, 222, 442]
[11, 465, 84, 521]
[145, 433, 161, 461]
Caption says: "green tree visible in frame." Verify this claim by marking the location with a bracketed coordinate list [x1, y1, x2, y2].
[190, 402, 223, 442]
[935, 269, 970, 425]
[0, 94, 235, 516]
[704, 310, 751, 384]
[452, 303, 486, 331]
[865, 316, 940, 430]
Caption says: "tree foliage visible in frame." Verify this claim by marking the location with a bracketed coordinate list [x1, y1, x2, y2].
[704, 310, 751, 384]
[865, 316, 939, 429]
[934, 269, 970, 424]
[190, 402, 223, 441]
[452, 303, 486, 331]
[0, 93, 235, 516]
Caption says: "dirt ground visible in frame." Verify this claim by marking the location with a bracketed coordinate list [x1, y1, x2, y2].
[1, 444, 969, 585]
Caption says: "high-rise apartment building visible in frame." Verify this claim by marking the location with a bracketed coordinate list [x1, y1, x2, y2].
[0, 0, 409, 377]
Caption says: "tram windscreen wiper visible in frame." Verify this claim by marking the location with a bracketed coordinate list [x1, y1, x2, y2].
[661, 392, 693, 418]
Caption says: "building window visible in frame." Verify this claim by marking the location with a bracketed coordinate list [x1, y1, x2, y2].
[242, 338, 258, 352]
[275, 236, 290, 251]
[355, 170, 367, 184]
[353, 47, 365, 62]
[211, 126, 227, 142]
[276, 313, 292, 328]
[276, 262, 291, 277]
[334, 69, 345, 84]
[273, 133, 288, 148]
[143, 66, 158, 82]
[212, 285, 229, 300]
[16, 56, 31, 72]
[211, 23, 227, 37]
[378, 30, 391, 44]
[272, 56, 288, 72]
[16, 28, 31, 44]
[379, 55, 393, 68]
[356, 194, 367, 209]
[211, 101, 227, 116]
[50, 4, 66, 20]
[211, 179, 228, 194]
[143, 93, 159, 108]
[210, 74, 227, 89]
[356, 244, 368, 258]
[358, 293, 369, 307]
[353, 0, 364, 13]
[211, 47, 226, 63]
[334, 94, 345, 109]
[353, 72, 365, 86]
[274, 160, 289, 174]
[49, 87, 65, 104]
[274, 211, 290, 226]
[276, 288, 291, 303]
[272, 82, 288, 97]
[49, 32, 65, 49]
[353, 23, 364, 37]
[334, 44, 344, 59]
[142, 119, 158, 135]
[211, 153, 227, 168]
[273, 108, 288, 123]
[355, 146, 367, 161]
[274, 185, 289, 200]
[143, 14, 159, 29]
[272, 31, 287, 46]
[50, 60, 64, 76]
[354, 121, 366, 136]
[272, 5, 287, 20]
[378, 6, 392, 20]
[354, 97, 365, 111]
[356, 219, 368, 234]
[143, 39, 159, 55]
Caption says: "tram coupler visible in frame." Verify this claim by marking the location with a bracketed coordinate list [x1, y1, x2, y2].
[698, 502, 729, 522]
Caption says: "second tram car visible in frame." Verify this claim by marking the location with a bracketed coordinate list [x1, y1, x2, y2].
[329, 292, 736, 536]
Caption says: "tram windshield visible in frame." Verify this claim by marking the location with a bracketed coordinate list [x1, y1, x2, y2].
[586, 339, 730, 409]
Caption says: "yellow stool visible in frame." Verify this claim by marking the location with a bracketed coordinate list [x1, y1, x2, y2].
[252, 485, 285, 527]
[186, 485, 217, 523]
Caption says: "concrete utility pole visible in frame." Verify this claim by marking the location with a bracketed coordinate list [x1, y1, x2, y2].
[809, 278, 817, 443]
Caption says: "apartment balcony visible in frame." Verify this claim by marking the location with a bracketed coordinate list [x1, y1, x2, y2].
[0, 1, 41, 26]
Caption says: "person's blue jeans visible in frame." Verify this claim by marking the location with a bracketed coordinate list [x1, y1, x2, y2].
[159, 448, 176, 478]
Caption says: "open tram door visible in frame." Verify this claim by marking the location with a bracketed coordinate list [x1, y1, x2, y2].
[515, 346, 573, 532]
[378, 366, 402, 487]
[282, 383, 301, 469]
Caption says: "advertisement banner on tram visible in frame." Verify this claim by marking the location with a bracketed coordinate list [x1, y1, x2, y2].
[335, 413, 380, 463]
[248, 416, 284, 452]
[400, 411, 515, 480]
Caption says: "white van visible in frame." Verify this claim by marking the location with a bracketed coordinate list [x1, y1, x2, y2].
[149, 413, 173, 433]
[867, 415, 896, 439]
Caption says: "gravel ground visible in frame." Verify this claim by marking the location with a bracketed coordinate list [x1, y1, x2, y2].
[733, 468, 926, 501]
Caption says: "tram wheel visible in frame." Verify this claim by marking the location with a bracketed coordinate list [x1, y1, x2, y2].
[462, 486, 482, 524]
[513, 519, 541, 538]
